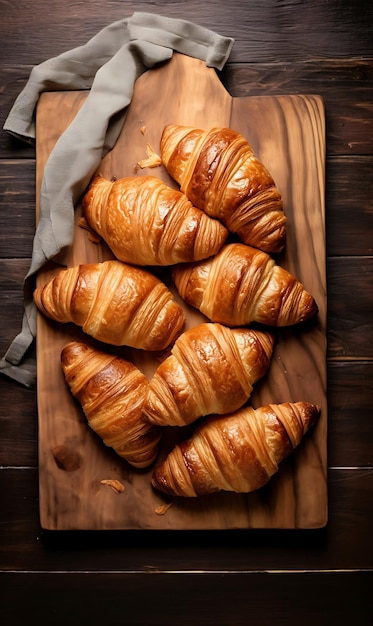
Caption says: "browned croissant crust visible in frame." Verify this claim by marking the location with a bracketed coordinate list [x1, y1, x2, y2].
[152, 402, 320, 496]
[61, 341, 161, 468]
[172, 243, 318, 327]
[81, 175, 228, 266]
[160, 124, 286, 253]
[142, 323, 274, 427]
[33, 260, 185, 350]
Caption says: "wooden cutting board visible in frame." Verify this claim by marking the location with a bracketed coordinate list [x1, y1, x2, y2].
[35, 53, 327, 530]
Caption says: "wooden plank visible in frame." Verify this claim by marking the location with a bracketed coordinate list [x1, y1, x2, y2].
[2, 1, 373, 65]
[0, 259, 31, 352]
[326, 156, 373, 256]
[0, 382, 37, 466]
[0, 66, 36, 159]
[0, 160, 36, 258]
[327, 362, 373, 467]
[34, 53, 327, 530]
[1, 468, 373, 571]
[2, 60, 372, 158]
[224, 59, 373, 156]
[327, 257, 373, 359]
[1, 570, 371, 625]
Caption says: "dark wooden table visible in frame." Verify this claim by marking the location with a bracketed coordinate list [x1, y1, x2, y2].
[1, 1, 372, 624]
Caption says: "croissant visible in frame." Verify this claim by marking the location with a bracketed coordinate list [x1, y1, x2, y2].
[142, 323, 274, 427]
[152, 402, 320, 497]
[160, 124, 286, 253]
[33, 259, 185, 350]
[81, 175, 228, 266]
[172, 243, 318, 327]
[61, 341, 161, 468]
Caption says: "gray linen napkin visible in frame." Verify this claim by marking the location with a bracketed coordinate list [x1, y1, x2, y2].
[1, 12, 234, 387]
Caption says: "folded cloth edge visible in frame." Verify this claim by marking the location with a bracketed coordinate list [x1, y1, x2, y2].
[129, 12, 234, 70]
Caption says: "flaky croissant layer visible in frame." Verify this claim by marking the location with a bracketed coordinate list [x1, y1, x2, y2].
[142, 323, 274, 427]
[33, 260, 185, 350]
[172, 243, 318, 327]
[151, 402, 320, 497]
[81, 175, 228, 266]
[61, 341, 161, 468]
[160, 124, 286, 253]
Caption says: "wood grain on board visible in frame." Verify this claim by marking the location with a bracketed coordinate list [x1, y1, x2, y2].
[35, 53, 327, 530]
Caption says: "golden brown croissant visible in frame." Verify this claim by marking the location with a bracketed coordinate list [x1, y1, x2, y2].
[152, 402, 320, 496]
[160, 124, 286, 253]
[81, 174, 228, 266]
[61, 341, 161, 468]
[172, 243, 318, 327]
[142, 323, 274, 427]
[34, 260, 185, 350]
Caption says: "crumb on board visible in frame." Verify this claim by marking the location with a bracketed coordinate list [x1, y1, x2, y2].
[137, 144, 162, 169]
[155, 502, 173, 515]
[140, 125, 146, 135]
[100, 479, 125, 494]
[78, 217, 101, 244]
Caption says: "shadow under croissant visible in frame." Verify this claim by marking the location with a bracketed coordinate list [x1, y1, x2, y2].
[148, 446, 317, 525]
